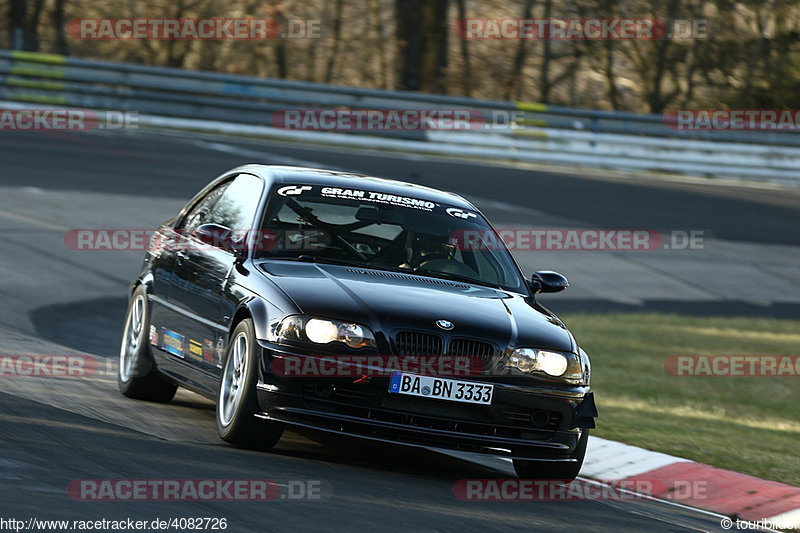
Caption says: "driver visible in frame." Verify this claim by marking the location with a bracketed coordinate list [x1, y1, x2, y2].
[399, 234, 454, 270]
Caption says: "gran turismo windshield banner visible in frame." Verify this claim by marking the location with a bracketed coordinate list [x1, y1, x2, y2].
[275, 184, 479, 219]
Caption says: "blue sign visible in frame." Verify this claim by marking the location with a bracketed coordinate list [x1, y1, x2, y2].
[162, 328, 184, 358]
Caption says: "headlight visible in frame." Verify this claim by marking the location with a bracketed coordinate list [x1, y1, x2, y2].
[508, 348, 583, 382]
[538, 350, 569, 376]
[275, 316, 376, 349]
[305, 318, 339, 344]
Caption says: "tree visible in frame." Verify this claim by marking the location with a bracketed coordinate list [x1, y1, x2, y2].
[395, 0, 449, 92]
[505, 0, 535, 100]
[455, 0, 472, 96]
[8, 0, 41, 51]
[324, 0, 344, 83]
[52, 0, 69, 55]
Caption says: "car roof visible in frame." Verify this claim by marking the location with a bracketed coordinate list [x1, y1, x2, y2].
[232, 164, 476, 210]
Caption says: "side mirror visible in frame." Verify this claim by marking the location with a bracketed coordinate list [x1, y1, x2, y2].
[531, 270, 569, 294]
[195, 223, 241, 254]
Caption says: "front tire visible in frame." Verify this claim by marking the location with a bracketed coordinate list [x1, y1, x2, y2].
[513, 429, 588, 482]
[118, 285, 177, 403]
[216, 318, 283, 450]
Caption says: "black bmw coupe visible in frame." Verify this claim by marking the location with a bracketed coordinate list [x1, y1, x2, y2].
[118, 165, 596, 480]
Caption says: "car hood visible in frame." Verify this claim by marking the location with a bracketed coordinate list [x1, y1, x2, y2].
[257, 260, 575, 353]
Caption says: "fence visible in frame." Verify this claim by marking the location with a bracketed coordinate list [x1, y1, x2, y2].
[1, 50, 798, 182]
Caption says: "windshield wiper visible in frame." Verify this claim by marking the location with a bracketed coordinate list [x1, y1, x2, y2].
[262, 254, 350, 265]
[411, 268, 499, 289]
[263, 254, 384, 270]
[261, 256, 502, 289]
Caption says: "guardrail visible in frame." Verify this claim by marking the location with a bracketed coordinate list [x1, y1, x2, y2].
[1, 50, 799, 183]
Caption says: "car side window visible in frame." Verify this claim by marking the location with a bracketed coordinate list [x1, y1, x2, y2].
[177, 181, 231, 232]
[204, 174, 264, 230]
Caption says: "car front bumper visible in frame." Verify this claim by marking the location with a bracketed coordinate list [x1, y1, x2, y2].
[256, 343, 597, 461]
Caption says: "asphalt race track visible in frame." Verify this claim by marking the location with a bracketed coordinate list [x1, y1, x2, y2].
[1, 128, 797, 532]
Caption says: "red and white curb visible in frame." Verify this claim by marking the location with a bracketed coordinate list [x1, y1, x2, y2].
[440, 435, 798, 529]
[581, 436, 800, 529]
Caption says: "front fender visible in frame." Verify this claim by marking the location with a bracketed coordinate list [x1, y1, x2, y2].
[135, 271, 155, 296]
[238, 298, 272, 341]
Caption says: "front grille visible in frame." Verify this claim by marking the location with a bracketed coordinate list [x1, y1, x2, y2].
[446, 338, 496, 363]
[393, 331, 443, 356]
[380, 394, 494, 422]
[502, 409, 562, 431]
[392, 332, 498, 366]
[303, 382, 374, 403]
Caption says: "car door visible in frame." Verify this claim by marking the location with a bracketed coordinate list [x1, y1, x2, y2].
[146, 221, 178, 347]
[168, 173, 265, 375]
[152, 179, 231, 372]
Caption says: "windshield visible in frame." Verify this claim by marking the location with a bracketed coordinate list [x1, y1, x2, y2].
[256, 184, 526, 291]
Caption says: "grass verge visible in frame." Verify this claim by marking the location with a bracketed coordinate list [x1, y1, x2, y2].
[560, 313, 800, 486]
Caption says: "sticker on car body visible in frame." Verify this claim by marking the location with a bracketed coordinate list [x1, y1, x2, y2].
[215, 337, 226, 368]
[277, 185, 313, 197]
[162, 328, 184, 358]
[187, 339, 203, 362]
[319, 187, 436, 211]
[446, 207, 477, 220]
[203, 339, 215, 363]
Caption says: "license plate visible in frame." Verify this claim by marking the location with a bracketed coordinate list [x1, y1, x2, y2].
[388, 372, 493, 405]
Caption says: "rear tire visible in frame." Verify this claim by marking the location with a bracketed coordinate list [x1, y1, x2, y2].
[118, 285, 177, 403]
[216, 318, 284, 450]
[513, 429, 588, 482]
